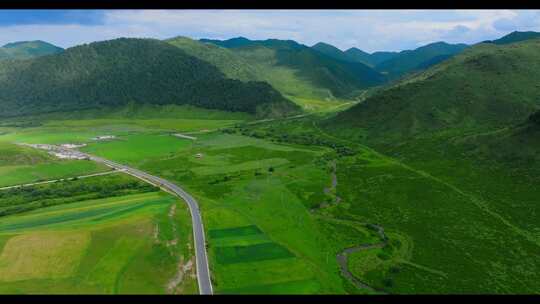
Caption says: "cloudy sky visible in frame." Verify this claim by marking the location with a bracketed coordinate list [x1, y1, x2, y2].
[0, 10, 539, 52]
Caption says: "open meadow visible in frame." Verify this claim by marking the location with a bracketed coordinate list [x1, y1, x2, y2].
[2, 101, 536, 294]
[0, 173, 197, 294]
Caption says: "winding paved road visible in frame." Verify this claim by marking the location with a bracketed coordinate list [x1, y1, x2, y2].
[84, 153, 213, 295]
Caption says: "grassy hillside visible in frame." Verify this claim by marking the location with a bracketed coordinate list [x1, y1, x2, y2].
[0, 38, 299, 118]
[230, 116, 540, 294]
[374, 42, 468, 79]
[326, 39, 540, 145]
[458, 110, 540, 170]
[166, 37, 260, 82]
[485, 30, 540, 45]
[0, 40, 63, 61]
[314, 37, 540, 294]
[200, 37, 386, 100]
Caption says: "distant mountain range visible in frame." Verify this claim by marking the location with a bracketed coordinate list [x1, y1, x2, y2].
[1, 30, 539, 120]
[311, 41, 468, 80]
[0, 40, 63, 60]
[373, 42, 469, 79]
[312, 42, 398, 67]
[200, 37, 387, 100]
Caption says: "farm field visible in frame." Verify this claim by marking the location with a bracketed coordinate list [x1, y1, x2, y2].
[78, 126, 384, 294]
[3, 13, 540, 296]
[0, 181, 197, 294]
[2, 102, 538, 294]
[0, 142, 109, 188]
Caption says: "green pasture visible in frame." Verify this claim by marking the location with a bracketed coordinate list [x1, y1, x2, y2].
[0, 161, 109, 188]
[82, 134, 192, 165]
[0, 141, 109, 188]
[0, 191, 197, 294]
[215, 242, 295, 265]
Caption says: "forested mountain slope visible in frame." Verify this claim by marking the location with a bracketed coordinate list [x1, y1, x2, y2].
[325, 39, 540, 145]
[0, 38, 299, 118]
[0, 40, 63, 60]
[200, 37, 387, 100]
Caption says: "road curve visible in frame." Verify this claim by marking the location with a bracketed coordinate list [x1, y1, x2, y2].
[85, 154, 213, 295]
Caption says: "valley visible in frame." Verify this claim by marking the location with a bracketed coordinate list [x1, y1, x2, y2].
[0, 24, 539, 295]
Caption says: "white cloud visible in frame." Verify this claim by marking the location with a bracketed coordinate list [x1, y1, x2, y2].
[0, 10, 538, 53]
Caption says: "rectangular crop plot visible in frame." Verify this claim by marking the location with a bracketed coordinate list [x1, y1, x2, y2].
[215, 242, 295, 265]
[0, 199, 171, 233]
[209, 225, 263, 239]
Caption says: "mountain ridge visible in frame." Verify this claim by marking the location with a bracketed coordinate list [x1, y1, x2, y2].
[200, 37, 387, 99]
[0, 40, 63, 60]
[0, 38, 299, 118]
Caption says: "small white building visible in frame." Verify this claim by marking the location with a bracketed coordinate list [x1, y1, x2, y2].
[91, 135, 116, 141]
[60, 143, 87, 149]
[195, 153, 203, 159]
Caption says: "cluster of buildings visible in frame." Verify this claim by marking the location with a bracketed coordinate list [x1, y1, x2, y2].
[20, 143, 89, 160]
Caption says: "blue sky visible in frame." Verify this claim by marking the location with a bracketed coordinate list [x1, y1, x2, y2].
[0, 10, 539, 52]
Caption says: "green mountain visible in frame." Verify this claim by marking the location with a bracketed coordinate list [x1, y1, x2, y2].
[200, 37, 254, 48]
[200, 37, 386, 100]
[368, 51, 400, 66]
[0, 38, 299, 118]
[342, 47, 372, 65]
[311, 42, 356, 63]
[342, 48, 400, 67]
[374, 41, 468, 80]
[485, 31, 540, 45]
[0, 40, 63, 60]
[312, 43, 402, 69]
[166, 36, 260, 82]
[325, 39, 540, 145]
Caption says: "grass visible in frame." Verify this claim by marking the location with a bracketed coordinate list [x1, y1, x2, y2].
[0, 161, 109, 188]
[232, 114, 540, 294]
[191, 158, 289, 176]
[209, 225, 263, 239]
[0, 231, 91, 282]
[44, 118, 240, 133]
[0, 188, 197, 294]
[215, 242, 295, 265]
[0, 141, 109, 188]
[82, 134, 192, 166]
[314, 122, 540, 293]
[221, 279, 321, 294]
[6, 97, 537, 294]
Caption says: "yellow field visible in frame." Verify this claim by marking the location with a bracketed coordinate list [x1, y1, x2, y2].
[0, 231, 90, 282]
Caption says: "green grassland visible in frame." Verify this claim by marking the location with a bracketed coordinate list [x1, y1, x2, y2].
[0, 104, 249, 146]
[0, 142, 109, 188]
[238, 115, 540, 294]
[313, 39, 540, 293]
[3, 93, 538, 295]
[29, 116, 399, 294]
[0, 176, 197, 294]
[0, 173, 157, 217]
[76, 127, 364, 293]
[82, 134, 193, 166]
